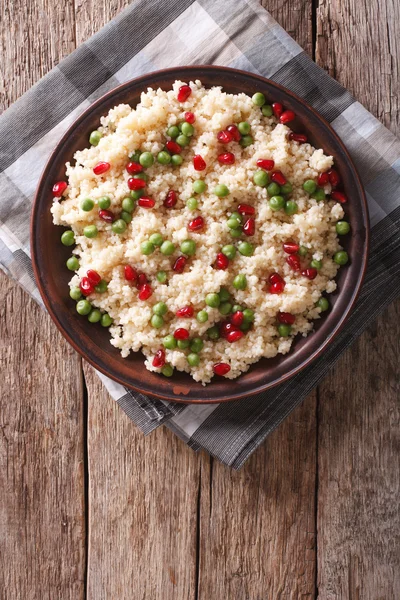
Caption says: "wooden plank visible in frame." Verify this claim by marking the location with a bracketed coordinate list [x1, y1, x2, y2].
[316, 1, 400, 597]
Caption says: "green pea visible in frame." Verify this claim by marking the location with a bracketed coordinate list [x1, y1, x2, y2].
[231, 211, 242, 222]
[132, 172, 148, 182]
[278, 324, 292, 337]
[253, 170, 269, 187]
[230, 227, 242, 238]
[207, 326, 220, 340]
[205, 293, 220, 308]
[111, 219, 127, 234]
[218, 287, 231, 302]
[252, 92, 266, 106]
[334, 251, 349, 265]
[122, 197, 135, 212]
[177, 339, 190, 349]
[121, 211, 132, 224]
[285, 200, 298, 215]
[312, 188, 326, 202]
[238, 241, 254, 256]
[149, 233, 164, 247]
[81, 198, 94, 211]
[262, 104, 273, 117]
[100, 313, 113, 327]
[152, 302, 168, 317]
[139, 151, 154, 168]
[281, 182, 293, 195]
[243, 308, 255, 323]
[227, 217, 242, 230]
[61, 230, 75, 246]
[303, 180, 317, 194]
[69, 287, 82, 301]
[76, 299, 91, 315]
[233, 274, 247, 290]
[219, 302, 232, 316]
[157, 151, 171, 165]
[187, 353, 200, 367]
[66, 256, 79, 271]
[193, 180, 207, 194]
[160, 240, 175, 256]
[161, 364, 174, 377]
[181, 239, 196, 256]
[130, 189, 144, 200]
[83, 225, 98, 238]
[89, 130, 102, 146]
[171, 154, 183, 167]
[167, 126, 180, 139]
[214, 184, 230, 197]
[269, 195, 285, 211]
[336, 221, 351, 235]
[163, 335, 177, 350]
[141, 241, 155, 255]
[181, 122, 194, 137]
[240, 135, 253, 147]
[221, 244, 236, 260]
[190, 337, 204, 353]
[95, 280, 108, 293]
[88, 309, 102, 323]
[238, 121, 251, 135]
[232, 304, 243, 313]
[156, 270, 167, 283]
[317, 297, 329, 312]
[298, 245, 309, 257]
[186, 197, 198, 210]
[267, 182, 281, 196]
[151, 314, 164, 329]
[129, 150, 141, 162]
[311, 259, 322, 270]
[98, 196, 111, 209]
[176, 134, 190, 147]
[196, 310, 208, 323]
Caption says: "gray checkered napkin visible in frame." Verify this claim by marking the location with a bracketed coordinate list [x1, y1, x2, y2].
[1, 0, 400, 469]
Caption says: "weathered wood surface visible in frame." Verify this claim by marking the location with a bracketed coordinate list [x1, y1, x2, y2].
[0, 0, 398, 599]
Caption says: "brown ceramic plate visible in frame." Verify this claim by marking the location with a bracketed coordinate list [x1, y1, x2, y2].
[31, 66, 369, 404]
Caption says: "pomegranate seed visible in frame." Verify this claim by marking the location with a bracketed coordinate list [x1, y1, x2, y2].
[217, 130, 233, 144]
[289, 132, 308, 143]
[185, 111, 196, 123]
[138, 197, 155, 208]
[99, 209, 114, 223]
[126, 161, 143, 174]
[177, 85, 192, 102]
[152, 349, 166, 368]
[188, 216, 204, 231]
[226, 124, 241, 141]
[286, 254, 301, 271]
[226, 330, 244, 343]
[269, 281, 285, 294]
[269, 272, 285, 285]
[176, 305, 194, 318]
[238, 203, 255, 215]
[215, 252, 230, 270]
[52, 181, 67, 196]
[163, 190, 178, 208]
[166, 140, 182, 154]
[138, 283, 153, 300]
[331, 190, 347, 204]
[220, 322, 238, 338]
[271, 170, 287, 185]
[256, 158, 275, 171]
[277, 312, 296, 325]
[230, 311, 244, 327]
[86, 269, 101, 285]
[93, 161, 110, 175]
[328, 168, 340, 187]
[124, 265, 138, 282]
[272, 102, 283, 118]
[279, 110, 296, 124]
[128, 177, 146, 190]
[317, 172, 329, 186]
[283, 241, 299, 254]
[243, 217, 255, 236]
[80, 277, 95, 296]
[213, 362, 231, 376]
[137, 273, 148, 288]
[218, 152, 235, 165]
[173, 256, 187, 273]
[174, 327, 189, 340]
[193, 154, 206, 171]
[301, 268, 318, 280]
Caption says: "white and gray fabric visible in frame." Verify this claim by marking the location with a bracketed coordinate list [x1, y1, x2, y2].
[1, 0, 399, 469]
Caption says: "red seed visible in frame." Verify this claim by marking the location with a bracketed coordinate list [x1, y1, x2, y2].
[138, 197, 155, 208]
[193, 154, 206, 171]
[283, 241, 299, 254]
[163, 190, 178, 208]
[152, 349, 166, 368]
[124, 265, 138, 282]
[215, 252, 230, 270]
[230, 311, 244, 327]
[238, 203, 255, 215]
[188, 216, 204, 232]
[128, 177, 146, 190]
[166, 140, 182, 154]
[137, 273, 148, 288]
[126, 161, 143, 174]
[286, 254, 301, 271]
[271, 170, 287, 185]
[272, 102, 283, 118]
[226, 124, 241, 141]
[93, 161, 110, 175]
[218, 152, 235, 165]
[269, 272, 285, 285]
[80, 276, 95, 296]
[289, 132, 308, 143]
[256, 158, 275, 171]
[177, 85, 192, 102]
[243, 217, 255, 236]
[331, 190, 347, 204]
[184, 111, 196, 123]
[176, 305, 194, 318]
[173, 327, 189, 340]
[99, 209, 114, 223]
[52, 181, 67, 196]
[317, 172, 330, 186]
[86, 269, 101, 285]
[213, 362, 231, 376]
[138, 283, 153, 300]
[328, 168, 340, 187]
[220, 322, 238, 338]
[280, 110, 296, 124]
[301, 268, 318, 280]
[269, 281, 285, 294]
[226, 330, 244, 343]
[277, 312, 296, 325]
[217, 130, 233, 144]
[173, 256, 187, 273]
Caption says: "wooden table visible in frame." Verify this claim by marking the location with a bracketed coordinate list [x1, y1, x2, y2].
[1, 1, 399, 598]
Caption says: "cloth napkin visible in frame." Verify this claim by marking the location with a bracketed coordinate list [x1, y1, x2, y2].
[1, 0, 399, 469]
